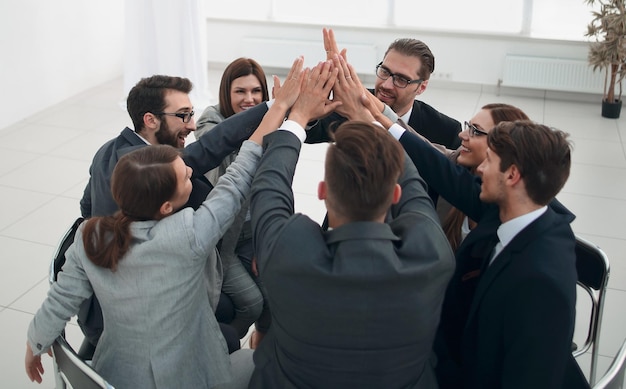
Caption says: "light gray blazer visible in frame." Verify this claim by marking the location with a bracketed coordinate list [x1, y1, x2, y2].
[28, 141, 262, 389]
[195, 104, 238, 187]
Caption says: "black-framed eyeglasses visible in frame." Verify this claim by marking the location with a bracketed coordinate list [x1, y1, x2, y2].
[155, 110, 195, 123]
[375, 62, 422, 88]
[464, 121, 490, 137]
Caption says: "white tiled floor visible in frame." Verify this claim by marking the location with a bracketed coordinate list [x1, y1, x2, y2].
[1, 73, 625, 388]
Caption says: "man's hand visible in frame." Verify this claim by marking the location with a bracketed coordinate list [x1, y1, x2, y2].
[250, 56, 306, 145]
[361, 92, 394, 129]
[289, 60, 342, 127]
[330, 54, 375, 122]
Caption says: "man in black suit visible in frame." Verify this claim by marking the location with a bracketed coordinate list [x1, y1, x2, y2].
[306, 29, 461, 150]
[369, 105, 588, 387]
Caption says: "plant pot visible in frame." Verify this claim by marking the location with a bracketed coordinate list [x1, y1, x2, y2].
[602, 99, 622, 119]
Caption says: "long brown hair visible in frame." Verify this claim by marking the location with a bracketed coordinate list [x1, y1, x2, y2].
[82, 145, 180, 270]
[218, 58, 269, 118]
[442, 104, 529, 251]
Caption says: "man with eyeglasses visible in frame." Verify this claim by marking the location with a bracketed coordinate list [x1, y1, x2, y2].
[306, 31, 461, 151]
[76, 74, 272, 361]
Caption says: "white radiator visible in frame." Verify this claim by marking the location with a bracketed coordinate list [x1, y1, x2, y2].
[241, 37, 378, 75]
[501, 55, 605, 94]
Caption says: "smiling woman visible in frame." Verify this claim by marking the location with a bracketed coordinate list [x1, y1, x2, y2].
[193, 56, 271, 345]
[194, 57, 269, 176]
[439, 103, 529, 251]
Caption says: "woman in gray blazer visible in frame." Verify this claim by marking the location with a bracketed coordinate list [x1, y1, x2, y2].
[24, 57, 307, 389]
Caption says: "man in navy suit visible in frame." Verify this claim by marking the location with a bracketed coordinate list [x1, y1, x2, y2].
[371, 106, 587, 387]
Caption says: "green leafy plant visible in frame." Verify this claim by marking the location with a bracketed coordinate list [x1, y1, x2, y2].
[585, 0, 626, 103]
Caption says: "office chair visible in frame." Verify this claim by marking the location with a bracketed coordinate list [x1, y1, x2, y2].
[593, 338, 626, 389]
[49, 217, 98, 357]
[49, 217, 84, 284]
[573, 235, 610, 385]
[52, 334, 115, 389]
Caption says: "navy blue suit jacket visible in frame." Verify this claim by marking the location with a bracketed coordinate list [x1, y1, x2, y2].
[397, 129, 588, 389]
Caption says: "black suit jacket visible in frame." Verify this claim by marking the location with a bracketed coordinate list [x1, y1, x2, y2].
[305, 91, 461, 150]
[249, 130, 455, 388]
[397, 129, 589, 389]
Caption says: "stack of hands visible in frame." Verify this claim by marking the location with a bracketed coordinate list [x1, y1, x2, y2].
[270, 28, 395, 132]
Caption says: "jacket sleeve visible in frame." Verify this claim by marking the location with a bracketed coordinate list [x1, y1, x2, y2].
[250, 131, 301, 271]
[27, 230, 93, 355]
[304, 112, 346, 144]
[183, 102, 268, 175]
[194, 104, 224, 141]
[188, 140, 263, 258]
[397, 130, 488, 222]
[388, 150, 438, 224]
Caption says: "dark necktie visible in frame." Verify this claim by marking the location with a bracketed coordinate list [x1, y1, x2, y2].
[480, 235, 500, 276]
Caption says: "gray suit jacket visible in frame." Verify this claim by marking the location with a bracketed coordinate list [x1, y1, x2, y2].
[249, 130, 455, 388]
[194, 104, 238, 187]
[29, 141, 262, 389]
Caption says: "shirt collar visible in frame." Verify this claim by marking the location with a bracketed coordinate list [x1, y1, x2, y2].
[135, 132, 151, 145]
[497, 205, 548, 249]
[399, 106, 413, 124]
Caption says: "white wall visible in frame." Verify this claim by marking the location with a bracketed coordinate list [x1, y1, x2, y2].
[0, 11, 596, 132]
[205, 19, 593, 95]
[0, 0, 124, 130]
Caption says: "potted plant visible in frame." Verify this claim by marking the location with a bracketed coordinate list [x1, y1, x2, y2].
[585, 0, 626, 118]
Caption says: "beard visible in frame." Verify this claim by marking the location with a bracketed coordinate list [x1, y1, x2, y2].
[155, 120, 184, 148]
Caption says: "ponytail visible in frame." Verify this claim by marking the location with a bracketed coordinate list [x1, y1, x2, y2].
[82, 211, 134, 271]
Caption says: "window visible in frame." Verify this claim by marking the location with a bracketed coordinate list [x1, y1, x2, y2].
[207, 0, 598, 42]
[394, 0, 524, 35]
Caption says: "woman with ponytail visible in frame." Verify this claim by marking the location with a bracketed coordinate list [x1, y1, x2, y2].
[24, 56, 314, 389]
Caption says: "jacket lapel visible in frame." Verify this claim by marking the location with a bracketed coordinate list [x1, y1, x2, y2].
[466, 208, 558, 324]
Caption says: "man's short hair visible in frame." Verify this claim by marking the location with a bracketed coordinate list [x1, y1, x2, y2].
[384, 38, 435, 81]
[126, 75, 193, 133]
[488, 120, 572, 205]
[324, 121, 404, 221]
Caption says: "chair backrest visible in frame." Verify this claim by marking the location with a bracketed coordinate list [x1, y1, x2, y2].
[49, 217, 85, 284]
[573, 235, 610, 385]
[52, 335, 115, 389]
[593, 338, 626, 389]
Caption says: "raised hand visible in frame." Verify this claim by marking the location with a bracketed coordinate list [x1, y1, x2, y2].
[249, 56, 305, 144]
[289, 60, 342, 127]
[330, 54, 374, 122]
[323, 27, 347, 61]
[361, 92, 394, 129]
[272, 56, 305, 111]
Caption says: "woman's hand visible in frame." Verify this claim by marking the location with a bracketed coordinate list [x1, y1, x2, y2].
[272, 56, 305, 111]
[323, 28, 347, 61]
[25, 342, 48, 384]
[289, 60, 342, 127]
